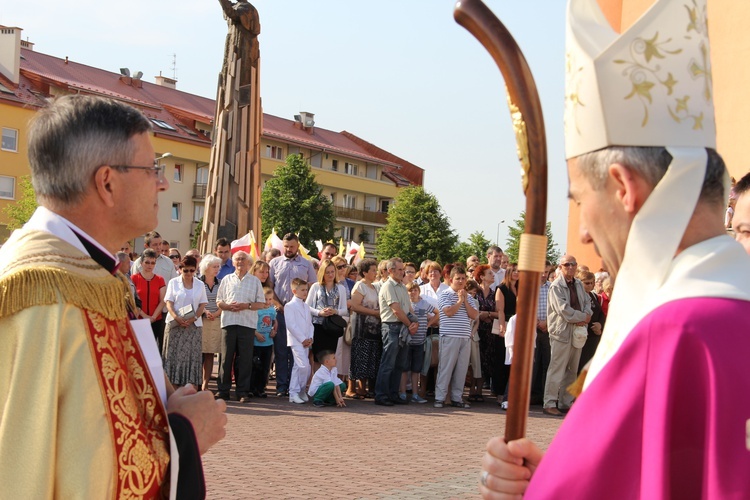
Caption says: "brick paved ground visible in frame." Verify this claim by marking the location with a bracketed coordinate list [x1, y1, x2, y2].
[202, 378, 562, 499]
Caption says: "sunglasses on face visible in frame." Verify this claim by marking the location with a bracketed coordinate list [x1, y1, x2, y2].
[336, 265, 346, 270]
[561, 263, 577, 268]
[181, 268, 196, 273]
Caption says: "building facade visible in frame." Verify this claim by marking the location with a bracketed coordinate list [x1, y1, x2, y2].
[0, 26, 423, 252]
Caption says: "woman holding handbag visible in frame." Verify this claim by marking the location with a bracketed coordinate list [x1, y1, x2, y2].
[306, 259, 349, 369]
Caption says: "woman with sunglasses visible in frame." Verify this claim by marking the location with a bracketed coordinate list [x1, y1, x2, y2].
[168, 249, 182, 271]
[163, 255, 208, 388]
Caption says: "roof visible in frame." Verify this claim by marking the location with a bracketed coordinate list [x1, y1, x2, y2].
[1, 46, 424, 184]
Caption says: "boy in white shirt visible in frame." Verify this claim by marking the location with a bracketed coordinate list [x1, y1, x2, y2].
[308, 350, 347, 408]
[285, 278, 314, 404]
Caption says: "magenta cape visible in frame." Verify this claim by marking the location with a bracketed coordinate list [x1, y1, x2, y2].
[525, 297, 750, 499]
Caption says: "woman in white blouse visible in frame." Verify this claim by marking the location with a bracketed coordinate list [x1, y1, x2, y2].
[306, 259, 348, 369]
[163, 255, 208, 387]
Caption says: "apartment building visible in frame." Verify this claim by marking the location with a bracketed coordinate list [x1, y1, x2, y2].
[0, 26, 423, 251]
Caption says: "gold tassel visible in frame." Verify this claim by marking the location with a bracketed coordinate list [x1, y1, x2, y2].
[567, 369, 587, 398]
[0, 267, 128, 320]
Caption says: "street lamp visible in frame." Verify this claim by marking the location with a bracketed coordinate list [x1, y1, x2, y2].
[496, 220, 505, 245]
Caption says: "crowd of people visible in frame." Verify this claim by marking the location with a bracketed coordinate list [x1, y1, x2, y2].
[121, 232, 616, 412]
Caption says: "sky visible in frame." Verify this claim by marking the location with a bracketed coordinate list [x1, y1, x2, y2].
[1, 0, 572, 253]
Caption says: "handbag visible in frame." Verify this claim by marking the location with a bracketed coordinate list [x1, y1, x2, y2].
[343, 318, 354, 345]
[320, 285, 347, 337]
[323, 314, 347, 337]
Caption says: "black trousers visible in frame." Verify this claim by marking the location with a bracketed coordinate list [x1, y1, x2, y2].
[218, 325, 254, 395]
[531, 329, 551, 402]
[251, 345, 273, 393]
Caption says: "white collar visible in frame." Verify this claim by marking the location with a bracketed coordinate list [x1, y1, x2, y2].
[23, 206, 116, 263]
[585, 235, 750, 388]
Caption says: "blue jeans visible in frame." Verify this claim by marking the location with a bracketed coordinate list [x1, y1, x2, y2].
[273, 311, 293, 392]
[374, 322, 408, 401]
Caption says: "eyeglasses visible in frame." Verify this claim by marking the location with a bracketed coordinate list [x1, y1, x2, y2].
[561, 262, 577, 268]
[110, 160, 166, 180]
[336, 265, 347, 270]
[169, 255, 181, 260]
[582, 280, 594, 285]
[181, 268, 196, 273]
[405, 270, 416, 275]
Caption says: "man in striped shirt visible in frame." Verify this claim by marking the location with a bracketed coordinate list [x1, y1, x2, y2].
[434, 266, 478, 409]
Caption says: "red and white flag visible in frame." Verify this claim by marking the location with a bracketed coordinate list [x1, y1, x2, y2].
[231, 231, 260, 261]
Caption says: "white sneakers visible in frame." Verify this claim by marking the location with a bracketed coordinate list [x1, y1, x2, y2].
[289, 393, 305, 404]
[300, 392, 309, 402]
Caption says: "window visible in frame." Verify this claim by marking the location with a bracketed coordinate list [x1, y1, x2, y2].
[343, 194, 356, 209]
[171, 203, 181, 222]
[345, 162, 358, 176]
[331, 159, 338, 172]
[150, 119, 176, 131]
[330, 192, 336, 205]
[2, 128, 18, 152]
[381, 200, 391, 213]
[174, 164, 183, 183]
[0, 176, 15, 199]
[193, 203, 204, 222]
[341, 226, 354, 241]
[366, 164, 377, 179]
[196, 166, 209, 184]
[310, 153, 321, 168]
[265, 145, 283, 160]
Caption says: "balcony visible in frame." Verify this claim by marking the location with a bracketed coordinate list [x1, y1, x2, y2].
[334, 206, 387, 224]
[193, 183, 207, 199]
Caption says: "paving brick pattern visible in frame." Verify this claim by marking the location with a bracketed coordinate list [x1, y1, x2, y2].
[202, 384, 562, 499]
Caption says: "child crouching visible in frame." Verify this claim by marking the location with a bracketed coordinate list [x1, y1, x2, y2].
[309, 350, 347, 408]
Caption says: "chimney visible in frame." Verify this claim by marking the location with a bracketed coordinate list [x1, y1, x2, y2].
[0, 26, 22, 84]
[154, 72, 177, 89]
[298, 111, 315, 134]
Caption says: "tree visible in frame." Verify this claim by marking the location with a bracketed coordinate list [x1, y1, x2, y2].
[191, 217, 203, 249]
[453, 231, 492, 264]
[504, 211, 561, 265]
[376, 186, 458, 265]
[260, 154, 335, 250]
[3, 176, 37, 233]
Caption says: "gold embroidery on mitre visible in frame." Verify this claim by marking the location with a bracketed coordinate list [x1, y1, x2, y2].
[565, 51, 586, 134]
[614, 32, 682, 127]
[506, 89, 531, 193]
[84, 311, 169, 498]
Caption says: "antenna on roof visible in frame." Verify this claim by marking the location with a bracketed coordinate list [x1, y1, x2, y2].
[170, 53, 177, 80]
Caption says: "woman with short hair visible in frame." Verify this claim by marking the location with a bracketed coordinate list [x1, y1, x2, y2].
[198, 254, 222, 391]
[163, 255, 208, 387]
[349, 258, 382, 398]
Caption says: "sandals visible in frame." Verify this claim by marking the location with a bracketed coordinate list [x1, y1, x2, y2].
[450, 400, 471, 409]
[344, 393, 366, 400]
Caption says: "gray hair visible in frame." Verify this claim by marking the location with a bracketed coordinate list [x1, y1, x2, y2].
[199, 254, 222, 275]
[28, 95, 152, 207]
[576, 146, 726, 206]
[386, 257, 403, 271]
